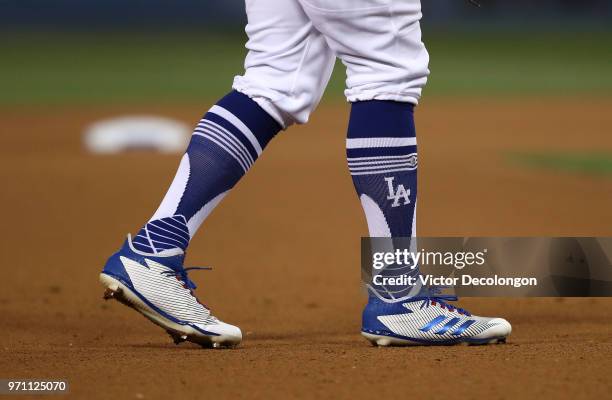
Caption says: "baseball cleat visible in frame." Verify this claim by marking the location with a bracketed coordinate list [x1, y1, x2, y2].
[99, 234, 242, 348]
[362, 290, 511, 346]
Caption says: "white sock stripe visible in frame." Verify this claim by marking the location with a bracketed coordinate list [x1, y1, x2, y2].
[350, 166, 417, 176]
[206, 131, 252, 170]
[348, 156, 417, 167]
[197, 120, 255, 165]
[349, 162, 417, 172]
[147, 221, 190, 241]
[347, 154, 417, 163]
[144, 227, 156, 254]
[154, 218, 190, 237]
[194, 123, 253, 167]
[195, 128, 252, 170]
[148, 232, 186, 248]
[208, 105, 263, 155]
[150, 238, 183, 248]
[193, 132, 248, 173]
[346, 137, 417, 149]
[171, 215, 187, 224]
[133, 235, 150, 244]
[205, 133, 249, 172]
[199, 119, 254, 162]
[147, 231, 186, 247]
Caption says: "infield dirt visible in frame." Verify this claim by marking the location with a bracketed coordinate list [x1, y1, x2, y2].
[1, 98, 611, 399]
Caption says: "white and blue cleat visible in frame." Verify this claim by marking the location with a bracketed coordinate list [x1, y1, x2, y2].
[99, 234, 242, 348]
[362, 291, 511, 346]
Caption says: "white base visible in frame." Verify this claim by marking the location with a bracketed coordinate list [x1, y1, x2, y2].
[361, 332, 507, 347]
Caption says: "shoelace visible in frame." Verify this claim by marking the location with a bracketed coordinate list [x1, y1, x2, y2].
[161, 266, 212, 290]
[414, 286, 471, 316]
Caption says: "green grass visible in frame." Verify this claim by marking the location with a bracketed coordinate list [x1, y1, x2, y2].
[507, 152, 612, 177]
[1, 31, 611, 105]
[426, 31, 612, 97]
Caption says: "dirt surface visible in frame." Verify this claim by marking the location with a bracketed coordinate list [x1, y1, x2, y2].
[1, 98, 611, 399]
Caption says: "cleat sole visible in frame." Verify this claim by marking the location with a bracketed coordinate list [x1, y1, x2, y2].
[362, 332, 421, 347]
[362, 332, 509, 347]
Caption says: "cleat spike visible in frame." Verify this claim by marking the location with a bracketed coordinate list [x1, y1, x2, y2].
[103, 289, 115, 300]
[167, 330, 187, 345]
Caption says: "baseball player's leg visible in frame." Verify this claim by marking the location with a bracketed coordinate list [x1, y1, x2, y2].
[346, 101, 420, 300]
[134, 91, 281, 253]
[101, 0, 337, 347]
[136, 0, 335, 252]
[300, 0, 428, 299]
[299, 0, 511, 345]
[100, 89, 281, 347]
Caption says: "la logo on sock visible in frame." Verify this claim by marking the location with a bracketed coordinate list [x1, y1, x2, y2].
[384, 176, 411, 207]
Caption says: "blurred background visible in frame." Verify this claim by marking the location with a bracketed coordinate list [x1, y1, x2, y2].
[1, 0, 611, 105]
[1, 2, 612, 397]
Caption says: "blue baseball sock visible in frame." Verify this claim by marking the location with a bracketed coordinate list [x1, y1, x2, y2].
[133, 91, 281, 254]
[346, 100, 420, 300]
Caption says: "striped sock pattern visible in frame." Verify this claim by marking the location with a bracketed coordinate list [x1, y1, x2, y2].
[194, 118, 255, 173]
[133, 216, 190, 254]
[347, 138, 417, 176]
[347, 100, 419, 300]
[134, 91, 281, 254]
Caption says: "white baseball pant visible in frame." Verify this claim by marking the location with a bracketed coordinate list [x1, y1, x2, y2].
[233, 0, 430, 128]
